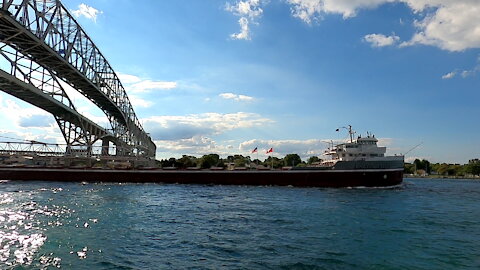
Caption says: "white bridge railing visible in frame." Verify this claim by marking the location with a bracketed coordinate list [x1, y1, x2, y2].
[0, 141, 119, 157]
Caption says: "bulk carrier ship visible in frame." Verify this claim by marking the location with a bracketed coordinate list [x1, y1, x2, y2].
[0, 126, 404, 187]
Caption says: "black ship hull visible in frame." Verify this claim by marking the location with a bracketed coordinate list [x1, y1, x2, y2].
[0, 167, 403, 188]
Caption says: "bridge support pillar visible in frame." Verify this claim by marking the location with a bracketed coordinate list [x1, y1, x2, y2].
[65, 144, 72, 156]
[101, 139, 109, 156]
[116, 147, 123, 156]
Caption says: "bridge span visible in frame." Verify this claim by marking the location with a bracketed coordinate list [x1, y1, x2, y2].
[0, 0, 156, 160]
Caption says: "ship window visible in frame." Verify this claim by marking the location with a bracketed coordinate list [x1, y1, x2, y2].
[349, 154, 353, 157]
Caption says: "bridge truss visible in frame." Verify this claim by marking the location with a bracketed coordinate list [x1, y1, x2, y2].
[0, 0, 156, 159]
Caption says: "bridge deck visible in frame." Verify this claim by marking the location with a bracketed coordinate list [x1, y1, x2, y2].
[0, 11, 126, 125]
[0, 1, 156, 157]
[0, 70, 109, 139]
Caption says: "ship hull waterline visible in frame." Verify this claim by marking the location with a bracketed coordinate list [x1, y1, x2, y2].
[0, 168, 403, 188]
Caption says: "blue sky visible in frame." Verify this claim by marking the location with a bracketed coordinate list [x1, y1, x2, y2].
[1, 0, 479, 163]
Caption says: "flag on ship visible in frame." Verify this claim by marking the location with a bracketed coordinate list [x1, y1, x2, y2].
[266, 148, 273, 154]
[252, 147, 258, 153]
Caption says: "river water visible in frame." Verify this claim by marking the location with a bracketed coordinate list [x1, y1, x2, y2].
[0, 178, 479, 269]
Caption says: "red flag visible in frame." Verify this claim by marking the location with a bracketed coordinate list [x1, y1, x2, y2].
[251, 147, 258, 153]
[266, 148, 273, 154]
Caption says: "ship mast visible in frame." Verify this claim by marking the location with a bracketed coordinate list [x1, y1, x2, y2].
[336, 125, 355, 143]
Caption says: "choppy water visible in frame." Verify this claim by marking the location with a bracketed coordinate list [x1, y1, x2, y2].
[1, 178, 479, 269]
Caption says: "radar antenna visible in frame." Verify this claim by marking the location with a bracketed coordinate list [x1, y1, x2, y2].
[336, 125, 355, 143]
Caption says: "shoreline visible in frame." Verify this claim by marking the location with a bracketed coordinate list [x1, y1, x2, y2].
[405, 175, 480, 180]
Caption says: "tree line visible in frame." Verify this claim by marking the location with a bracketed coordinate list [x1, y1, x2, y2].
[405, 158, 480, 177]
[157, 154, 480, 176]
[157, 154, 322, 169]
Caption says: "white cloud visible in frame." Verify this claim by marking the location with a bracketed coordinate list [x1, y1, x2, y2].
[219, 93, 237, 100]
[227, 0, 263, 17]
[461, 56, 480, 78]
[150, 113, 277, 157]
[237, 94, 255, 101]
[127, 80, 177, 93]
[155, 136, 394, 160]
[377, 137, 394, 147]
[71, 4, 103, 22]
[286, 0, 323, 24]
[399, 1, 480, 51]
[402, 0, 474, 13]
[286, 0, 394, 23]
[312, 1, 480, 51]
[0, 129, 64, 145]
[363, 33, 400, 47]
[143, 112, 274, 141]
[224, 0, 480, 51]
[286, 1, 480, 51]
[129, 95, 153, 108]
[460, 68, 480, 78]
[0, 95, 65, 144]
[18, 114, 55, 128]
[117, 72, 178, 109]
[219, 92, 255, 102]
[118, 72, 177, 93]
[155, 136, 219, 157]
[441, 54, 480, 79]
[231, 17, 251, 40]
[155, 137, 326, 160]
[0, 97, 54, 129]
[226, 0, 264, 40]
[239, 138, 326, 159]
[441, 71, 456, 79]
[152, 116, 375, 157]
[117, 73, 142, 84]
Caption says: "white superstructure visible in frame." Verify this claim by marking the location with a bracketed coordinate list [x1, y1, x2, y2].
[322, 126, 403, 166]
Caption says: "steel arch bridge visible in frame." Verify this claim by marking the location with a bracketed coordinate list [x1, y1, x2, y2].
[0, 0, 156, 159]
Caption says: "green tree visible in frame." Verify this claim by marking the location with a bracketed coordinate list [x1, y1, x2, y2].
[446, 165, 459, 176]
[414, 159, 431, 174]
[436, 163, 450, 175]
[264, 156, 282, 169]
[307, 156, 321, 165]
[284, 154, 302, 167]
[466, 159, 480, 176]
[234, 158, 246, 167]
[454, 164, 465, 176]
[177, 155, 197, 168]
[434, 163, 464, 176]
[198, 154, 220, 169]
[233, 155, 250, 167]
[159, 158, 179, 168]
[252, 159, 262, 165]
[404, 163, 415, 174]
